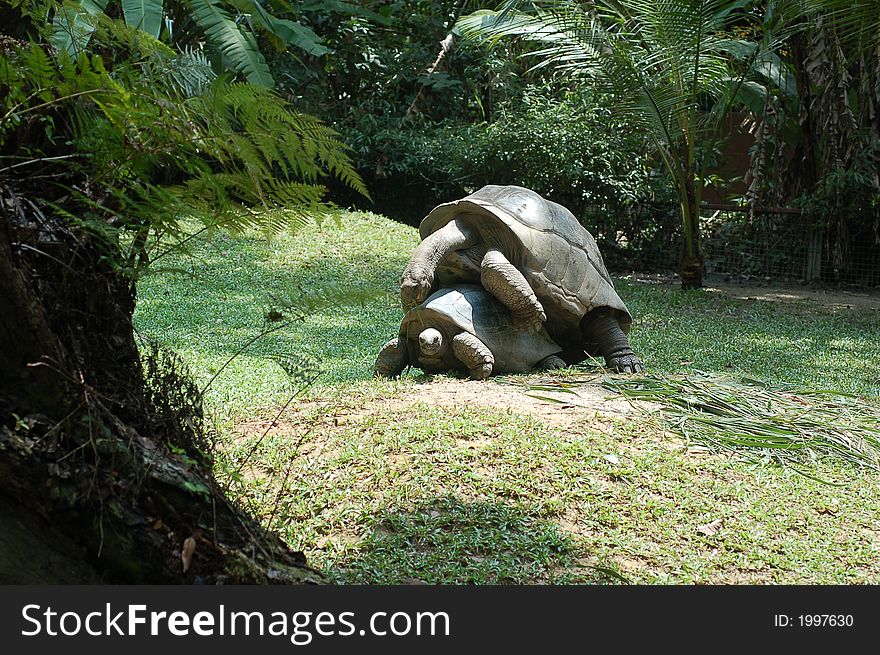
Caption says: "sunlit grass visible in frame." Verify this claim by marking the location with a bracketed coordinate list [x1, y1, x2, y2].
[134, 210, 880, 584]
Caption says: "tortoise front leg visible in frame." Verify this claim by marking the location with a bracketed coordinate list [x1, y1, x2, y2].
[583, 309, 644, 374]
[373, 337, 408, 378]
[452, 332, 494, 380]
[480, 249, 546, 333]
[401, 219, 477, 310]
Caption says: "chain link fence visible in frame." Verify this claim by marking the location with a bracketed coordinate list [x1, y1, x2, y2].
[592, 203, 880, 288]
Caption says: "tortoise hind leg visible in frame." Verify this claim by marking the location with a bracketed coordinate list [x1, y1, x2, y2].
[480, 249, 546, 334]
[452, 332, 494, 380]
[536, 355, 567, 371]
[582, 308, 644, 374]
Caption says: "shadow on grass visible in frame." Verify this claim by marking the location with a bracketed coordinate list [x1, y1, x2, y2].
[325, 497, 626, 585]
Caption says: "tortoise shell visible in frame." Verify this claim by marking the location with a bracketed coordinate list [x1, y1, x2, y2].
[399, 284, 562, 375]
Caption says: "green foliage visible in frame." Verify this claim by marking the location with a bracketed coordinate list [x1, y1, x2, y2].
[338, 88, 678, 266]
[44, 0, 332, 86]
[794, 132, 880, 225]
[121, 0, 163, 38]
[48, 0, 104, 53]
[458, 0, 792, 286]
[1, 10, 366, 275]
[269, 2, 536, 136]
[447, 91, 653, 208]
[243, 0, 329, 57]
[187, 0, 273, 86]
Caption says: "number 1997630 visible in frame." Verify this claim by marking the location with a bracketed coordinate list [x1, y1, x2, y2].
[798, 615, 853, 627]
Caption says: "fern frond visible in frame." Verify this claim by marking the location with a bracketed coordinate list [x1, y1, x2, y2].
[19, 43, 57, 89]
[5, 15, 366, 268]
[141, 47, 216, 97]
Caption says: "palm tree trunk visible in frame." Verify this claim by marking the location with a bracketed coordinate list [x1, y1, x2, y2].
[679, 175, 705, 289]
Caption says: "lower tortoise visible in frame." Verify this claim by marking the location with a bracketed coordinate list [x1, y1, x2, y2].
[374, 284, 566, 380]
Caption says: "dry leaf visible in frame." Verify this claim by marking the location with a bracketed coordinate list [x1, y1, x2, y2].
[181, 536, 196, 573]
[602, 453, 621, 465]
[696, 519, 723, 536]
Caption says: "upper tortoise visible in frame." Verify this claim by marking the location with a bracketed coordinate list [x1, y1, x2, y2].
[400, 185, 643, 373]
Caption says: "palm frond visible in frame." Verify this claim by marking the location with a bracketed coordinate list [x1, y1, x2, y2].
[187, 0, 274, 87]
[806, 0, 880, 52]
[121, 0, 164, 38]
[232, 0, 330, 56]
[460, 0, 783, 162]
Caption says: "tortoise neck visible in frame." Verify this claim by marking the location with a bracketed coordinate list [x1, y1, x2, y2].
[416, 218, 477, 270]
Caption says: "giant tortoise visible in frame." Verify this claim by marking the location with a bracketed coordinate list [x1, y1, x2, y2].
[399, 185, 643, 373]
[374, 284, 566, 380]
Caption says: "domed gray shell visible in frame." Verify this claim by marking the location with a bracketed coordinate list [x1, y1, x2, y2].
[420, 185, 632, 342]
[400, 285, 562, 374]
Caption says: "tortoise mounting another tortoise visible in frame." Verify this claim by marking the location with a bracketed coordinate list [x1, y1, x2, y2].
[400, 185, 644, 373]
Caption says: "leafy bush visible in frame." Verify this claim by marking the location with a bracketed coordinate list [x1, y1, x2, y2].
[334, 89, 679, 270]
[793, 131, 880, 283]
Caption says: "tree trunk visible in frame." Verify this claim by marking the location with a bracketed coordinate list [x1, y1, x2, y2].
[0, 219, 71, 418]
[679, 176, 705, 290]
[0, 209, 320, 584]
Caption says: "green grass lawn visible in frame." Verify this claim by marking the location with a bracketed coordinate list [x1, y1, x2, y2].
[134, 210, 880, 584]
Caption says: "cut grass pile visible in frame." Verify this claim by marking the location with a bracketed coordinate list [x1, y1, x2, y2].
[134, 210, 880, 584]
[605, 373, 880, 470]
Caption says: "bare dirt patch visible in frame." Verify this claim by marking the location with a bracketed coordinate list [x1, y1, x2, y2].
[399, 376, 647, 429]
[706, 284, 880, 311]
[234, 374, 654, 441]
[625, 272, 880, 311]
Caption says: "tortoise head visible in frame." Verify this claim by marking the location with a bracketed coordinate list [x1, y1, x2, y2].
[400, 266, 434, 311]
[418, 328, 445, 357]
